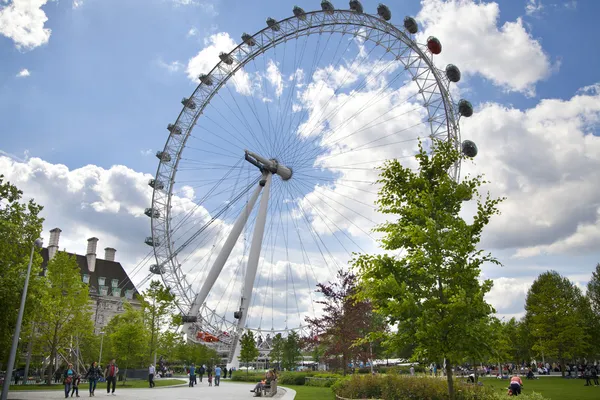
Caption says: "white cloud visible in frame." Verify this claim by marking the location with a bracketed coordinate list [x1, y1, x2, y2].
[187, 32, 252, 95]
[416, 0, 553, 95]
[266, 60, 283, 98]
[72, 0, 83, 9]
[140, 149, 153, 156]
[16, 68, 30, 77]
[460, 84, 600, 256]
[157, 59, 184, 73]
[187, 27, 199, 37]
[525, 0, 543, 16]
[0, 0, 52, 50]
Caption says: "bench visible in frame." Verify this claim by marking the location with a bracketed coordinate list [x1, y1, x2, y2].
[260, 379, 277, 397]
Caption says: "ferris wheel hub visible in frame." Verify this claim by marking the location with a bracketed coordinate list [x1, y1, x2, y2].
[244, 150, 293, 181]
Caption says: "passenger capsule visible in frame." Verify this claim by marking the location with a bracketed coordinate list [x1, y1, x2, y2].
[167, 123, 181, 135]
[149, 264, 165, 274]
[181, 315, 198, 323]
[321, 0, 334, 14]
[241, 33, 256, 46]
[182, 97, 196, 110]
[199, 73, 213, 86]
[458, 99, 474, 117]
[148, 179, 164, 190]
[144, 208, 160, 218]
[156, 151, 171, 162]
[293, 6, 307, 20]
[266, 17, 280, 31]
[349, 0, 363, 13]
[403, 16, 418, 34]
[462, 140, 478, 158]
[219, 52, 234, 65]
[377, 4, 391, 21]
[427, 36, 442, 54]
[144, 237, 160, 247]
[445, 64, 461, 83]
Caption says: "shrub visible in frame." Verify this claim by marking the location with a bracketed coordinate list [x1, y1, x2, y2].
[332, 375, 551, 400]
[231, 371, 265, 382]
[305, 374, 342, 387]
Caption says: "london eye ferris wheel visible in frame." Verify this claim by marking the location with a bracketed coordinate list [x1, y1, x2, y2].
[145, 1, 478, 367]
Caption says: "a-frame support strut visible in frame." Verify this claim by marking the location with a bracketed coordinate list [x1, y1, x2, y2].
[184, 151, 291, 369]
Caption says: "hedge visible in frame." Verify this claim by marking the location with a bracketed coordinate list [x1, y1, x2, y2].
[332, 375, 549, 400]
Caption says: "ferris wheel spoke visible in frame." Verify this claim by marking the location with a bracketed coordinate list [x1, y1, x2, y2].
[291, 178, 377, 245]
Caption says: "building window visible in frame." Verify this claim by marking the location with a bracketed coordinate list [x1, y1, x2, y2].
[125, 289, 133, 300]
[112, 287, 121, 297]
[99, 286, 108, 296]
[98, 277, 106, 286]
[111, 279, 119, 288]
[82, 274, 90, 284]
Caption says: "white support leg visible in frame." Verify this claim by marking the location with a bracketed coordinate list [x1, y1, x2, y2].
[186, 179, 264, 332]
[228, 173, 272, 369]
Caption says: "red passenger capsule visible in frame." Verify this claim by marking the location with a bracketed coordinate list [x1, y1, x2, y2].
[427, 36, 442, 54]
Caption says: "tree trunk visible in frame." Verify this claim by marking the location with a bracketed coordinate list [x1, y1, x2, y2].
[23, 337, 34, 385]
[445, 362, 455, 400]
[560, 357, 566, 377]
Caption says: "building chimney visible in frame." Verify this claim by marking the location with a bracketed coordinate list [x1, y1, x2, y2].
[48, 228, 62, 260]
[104, 247, 116, 262]
[86, 237, 99, 273]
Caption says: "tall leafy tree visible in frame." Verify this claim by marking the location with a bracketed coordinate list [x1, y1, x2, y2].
[270, 333, 284, 370]
[282, 331, 302, 371]
[525, 271, 590, 375]
[239, 330, 259, 374]
[105, 302, 149, 383]
[138, 280, 177, 363]
[353, 140, 503, 399]
[36, 251, 93, 383]
[0, 176, 44, 367]
[587, 263, 600, 316]
[305, 269, 380, 374]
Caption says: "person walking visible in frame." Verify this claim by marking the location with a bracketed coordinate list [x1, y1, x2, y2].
[223, 366, 228, 380]
[84, 361, 102, 397]
[198, 365, 205, 383]
[214, 365, 221, 386]
[104, 359, 119, 395]
[63, 364, 75, 399]
[70, 374, 81, 397]
[188, 363, 196, 387]
[148, 364, 156, 388]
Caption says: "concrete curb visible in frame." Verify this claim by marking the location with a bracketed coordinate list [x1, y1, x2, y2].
[279, 386, 297, 400]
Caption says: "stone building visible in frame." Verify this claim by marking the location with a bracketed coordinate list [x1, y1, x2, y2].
[40, 228, 142, 334]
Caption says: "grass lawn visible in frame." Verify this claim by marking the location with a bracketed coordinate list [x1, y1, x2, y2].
[481, 376, 599, 400]
[283, 385, 335, 400]
[3, 379, 184, 391]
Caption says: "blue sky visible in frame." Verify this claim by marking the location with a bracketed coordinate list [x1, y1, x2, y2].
[2, 0, 600, 329]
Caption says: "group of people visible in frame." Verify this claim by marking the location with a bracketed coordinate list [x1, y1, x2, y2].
[62, 359, 119, 398]
[183, 364, 232, 387]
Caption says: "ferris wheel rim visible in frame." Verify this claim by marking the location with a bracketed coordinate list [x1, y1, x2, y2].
[149, 6, 462, 334]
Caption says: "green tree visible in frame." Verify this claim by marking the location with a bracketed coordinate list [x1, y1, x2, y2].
[588, 264, 600, 315]
[353, 140, 503, 399]
[105, 303, 149, 383]
[282, 331, 301, 371]
[239, 330, 259, 374]
[525, 271, 590, 375]
[0, 176, 44, 367]
[270, 333, 284, 370]
[35, 251, 93, 383]
[138, 280, 177, 364]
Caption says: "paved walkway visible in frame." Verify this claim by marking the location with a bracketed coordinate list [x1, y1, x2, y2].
[7, 380, 296, 400]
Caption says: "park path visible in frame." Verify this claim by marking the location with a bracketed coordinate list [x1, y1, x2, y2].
[7, 380, 296, 400]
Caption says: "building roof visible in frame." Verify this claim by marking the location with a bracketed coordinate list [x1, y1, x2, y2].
[40, 248, 140, 299]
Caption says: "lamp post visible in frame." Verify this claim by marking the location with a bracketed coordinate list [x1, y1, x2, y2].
[1, 238, 43, 400]
[98, 331, 105, 366]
